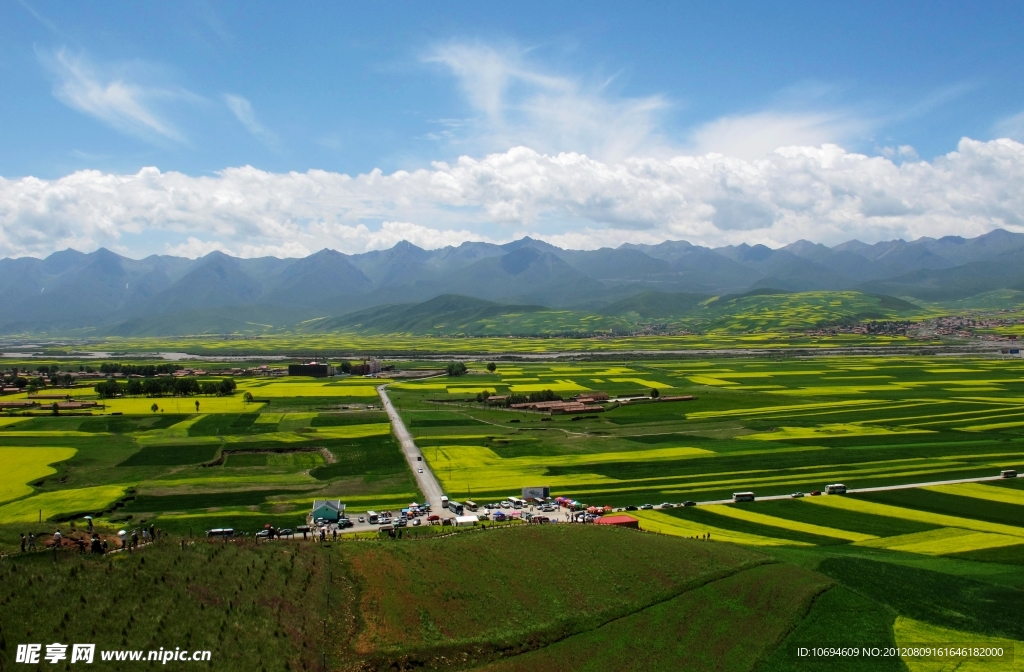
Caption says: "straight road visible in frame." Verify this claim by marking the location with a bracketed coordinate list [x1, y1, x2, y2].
[378, 385, 445, 513]
[695, 473, 1017, 506]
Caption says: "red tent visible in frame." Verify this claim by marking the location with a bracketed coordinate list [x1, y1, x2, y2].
[594, 515, 639, 529]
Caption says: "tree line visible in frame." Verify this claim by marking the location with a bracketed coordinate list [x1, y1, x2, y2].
[94, 377, 237, 399]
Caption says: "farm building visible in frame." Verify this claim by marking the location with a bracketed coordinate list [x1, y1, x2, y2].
[350, 359, 381, 375]
[310, 500, 345, 522]
[289, 362, 336, 377]
[594, 515, 640, 529]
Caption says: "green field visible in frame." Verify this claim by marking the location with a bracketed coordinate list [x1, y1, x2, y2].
[2, 524, 1021, 671]
[389, 357, 1024, 511]
[2, 353, 1024, 670]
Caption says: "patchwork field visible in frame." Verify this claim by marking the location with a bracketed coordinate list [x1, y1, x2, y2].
[1, 354, 1023, 671]
[390, 358, 1024, 508]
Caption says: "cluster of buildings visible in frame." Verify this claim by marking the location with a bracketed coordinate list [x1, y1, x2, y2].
[484, 390, 694, 415]
[805, 314, 1023, 341]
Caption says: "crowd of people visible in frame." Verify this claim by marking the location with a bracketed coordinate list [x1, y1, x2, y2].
[16, 521, 162, 556]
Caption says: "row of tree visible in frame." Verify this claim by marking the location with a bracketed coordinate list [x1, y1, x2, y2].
[475, 389, 562, 406]
[445, 361, 498, 377]
[98, 363, 181, 376]
[94, 377, 237, 399]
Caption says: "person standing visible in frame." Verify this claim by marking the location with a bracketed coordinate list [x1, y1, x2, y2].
[52, 529, 62, 547]
[28, 533, 36, 550]
[131, 530, 138, 549]
[20, 533, 26, 552]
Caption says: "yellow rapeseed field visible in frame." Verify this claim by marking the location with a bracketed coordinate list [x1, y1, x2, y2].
[0, 485, 126, 524]
[894, 617, 1023, 672]
[805, 496, 1024, 539]
[702, 504, 876, 542]
[0, 447, 77, 504]
[856, 527, 1023, 555]
[925, 482, 1024, 506]
[630, 510, 807, 546]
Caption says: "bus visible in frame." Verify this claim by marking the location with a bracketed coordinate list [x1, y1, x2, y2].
[367, 511, 379, 524]
[825, 484, 847, 495]
[732, 492, 755, 503]
[465, 500, 478, 512]
[448, 500, 464, 515]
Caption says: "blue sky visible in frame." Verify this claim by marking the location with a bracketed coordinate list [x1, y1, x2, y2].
[2, 1, 1024, 258]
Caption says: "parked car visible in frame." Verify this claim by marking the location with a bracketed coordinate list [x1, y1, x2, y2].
[791, 492, 805, 498]
[394, 518, 407, 527]
[417, 468, 423, 473]
[279, 528, 293, 537]
[659, 502, 673, 508]
[411, 518, 421, 526]
[682, 501, 697, 507]
[339, 519, 354, 528]
[625, 505, 638, 511]
[810, 490, 822, 496]
[640, 504, 654, 510]
[255, 529, 271, 538]
[357, 516, 365, 523]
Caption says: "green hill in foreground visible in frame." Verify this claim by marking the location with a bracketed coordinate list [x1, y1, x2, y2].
[2, 525, 1020, 671]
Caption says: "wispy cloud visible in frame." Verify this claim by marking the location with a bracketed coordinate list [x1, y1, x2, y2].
[224, 94, 279, 149]
[39, 48, 197, 143]
[424, 40, 670, 162]
[686, 110, 871, 160]
[994, 110, 1024, 142]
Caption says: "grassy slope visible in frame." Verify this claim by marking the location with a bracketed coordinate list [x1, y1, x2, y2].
[3, 524, 1022, 671]
[470, 564, 832, 672]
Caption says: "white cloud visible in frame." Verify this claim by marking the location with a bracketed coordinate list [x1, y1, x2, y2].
[165, 237, 232, 258]
[2, 138, 1024, 259]
[686, 111, 870, 161]
[224, 94, 279, 148]
[39, 48, 196, 142]
[424, 41, 670, 162]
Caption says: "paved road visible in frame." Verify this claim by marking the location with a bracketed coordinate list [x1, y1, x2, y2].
[378, 385, 446, 513]
[696, 473, 1018, 506]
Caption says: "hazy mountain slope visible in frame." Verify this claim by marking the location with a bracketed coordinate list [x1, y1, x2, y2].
[858, 247, 1024, 300]
[559, 248, 671, 279]
[262, 249, 373, 306]
[311, 294, 548, 333]
[1, 229, 1023, 335]
[601, 291, 711, 318]
[143, 251, 264, 313]
[433, 246, 597, 306]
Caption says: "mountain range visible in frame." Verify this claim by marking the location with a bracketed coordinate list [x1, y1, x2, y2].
[3, 229, 1024, 335]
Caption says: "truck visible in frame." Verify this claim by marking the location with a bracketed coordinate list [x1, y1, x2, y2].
[825, 484, 847, 495]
